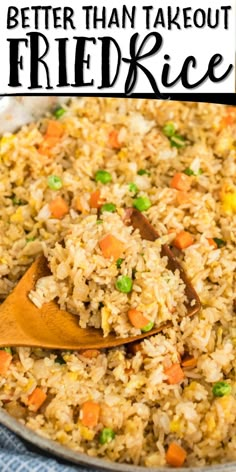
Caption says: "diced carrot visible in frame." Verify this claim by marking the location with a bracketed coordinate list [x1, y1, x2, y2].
[26, 387, 47, 412]
[0, 351, 13, 375]
[81, 401, 100, 428]
[108, 129, 121, 149]
[89, 190, 105, 209]
[166, 442, 187, 467]
[164, 363, 185, 384]
[49, 196, 69, 219]
[38, 136, 60, 155]
[170, 173, 192, 192]
[168, 228, 176, 234]
[37, 121, 64, 155]
[173, 231, 194, 250]
[99, 234, 125, 260]
[207, 238, 218, 249]
[128, 309, 150, 329]
[181, 355, 198, 369]
[44, 136, 60, 147]
[227, 106, 236, 114]
[46, 120, 64, 138]
[222, 115, 235, 127]
[220, 108, 235, 127]
[80, 350, 100, 359]
[175, 191, 190, 205]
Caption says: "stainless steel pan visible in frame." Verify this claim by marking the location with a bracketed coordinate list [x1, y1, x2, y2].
[0, 96, 235, 472]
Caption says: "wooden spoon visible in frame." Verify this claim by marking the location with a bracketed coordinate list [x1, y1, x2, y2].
[0, 210, 201, 350]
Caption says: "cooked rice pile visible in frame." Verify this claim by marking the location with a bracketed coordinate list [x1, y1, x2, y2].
[0, 98, 236, 467]
[29, 212, 187, 336]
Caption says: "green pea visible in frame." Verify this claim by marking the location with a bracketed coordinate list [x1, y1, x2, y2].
[128, 183, 138, 195]
[54, 107, 66, 119]
[95, 170, 112, 184]
[116, 275, 133, 293]
[170, 134, 186, 149]
[162, 122, 175, 137]
[47, 175, 63, 190]
[100, 203, 116, 213]
[116, 258, 124, 269]
[133, 196, 151, 212]
[141, 321, 154, 333]
[137, 169, 150, 176]
[99, 428, 115, 445]
[213, 238, 226, 248]
[212, 381, 231, 397]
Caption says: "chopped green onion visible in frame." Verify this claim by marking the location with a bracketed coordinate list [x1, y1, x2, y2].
[133, 196, 151, 212]
[95, 170, 112, 184]
[11, 195, 27, 206]
[170, 134, 186, 149]
[116, 258, 124, 269]
[213, 238, 226, 248]
[96, 219, 103, 225]
[0, 347, 12, 355]
[100, 203, 116, 213]
[128, 183, 138, 195]
[26, 237, 36, 243]
[99, 428, 115, 445]
[141, 321, 154, 333]
[55, 355, 66, 364]
[47, 175, 63, 190]
[183, 167, 203, 176]
[137, 169, 150, 176]
[116, 275, 133, 293]
[183, 168, 195, 176]
[162, 122, 176, 137]
[212, 381, 231, 397]
[54, 107, 66, 119]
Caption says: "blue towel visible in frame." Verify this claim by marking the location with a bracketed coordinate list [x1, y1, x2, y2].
[0, 424, 99, 471]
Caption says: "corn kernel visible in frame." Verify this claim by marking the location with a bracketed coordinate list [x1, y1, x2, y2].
[170, 420, 182, 433]
[206, 414, 216, 433]
[10, 208, 24, 223]
[79, 425, 96, 440]
[221, 191, 236, 214]
[64, 423, 73, 432]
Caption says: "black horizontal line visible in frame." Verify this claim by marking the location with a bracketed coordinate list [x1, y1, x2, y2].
[0, 93, 235, 105]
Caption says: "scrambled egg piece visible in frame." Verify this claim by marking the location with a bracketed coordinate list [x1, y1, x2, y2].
[101, 306, 111, 337]
[221, 184, 236, 214]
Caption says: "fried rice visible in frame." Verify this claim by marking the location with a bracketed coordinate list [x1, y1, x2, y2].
[29, 211, 188, 337]
[0, 98, 235, 468]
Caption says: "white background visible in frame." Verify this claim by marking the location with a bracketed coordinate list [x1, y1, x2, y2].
[0, 0, 235, 94]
